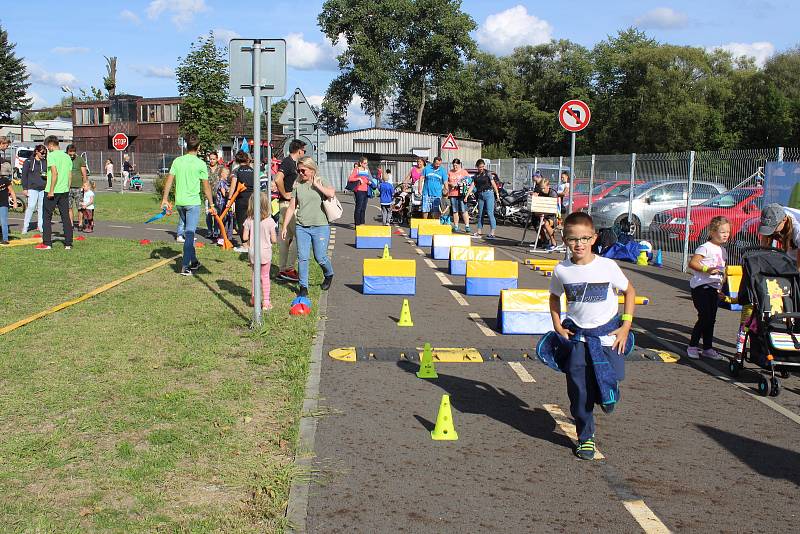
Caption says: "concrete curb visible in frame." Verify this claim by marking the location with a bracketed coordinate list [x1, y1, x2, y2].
[285, 276, 329, 533]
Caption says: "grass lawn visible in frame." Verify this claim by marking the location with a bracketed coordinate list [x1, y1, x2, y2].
[92, 192, 164, 224]
[0, 239, 320, 531]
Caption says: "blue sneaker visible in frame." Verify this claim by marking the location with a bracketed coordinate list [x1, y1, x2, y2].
[575, 437, 596, 460]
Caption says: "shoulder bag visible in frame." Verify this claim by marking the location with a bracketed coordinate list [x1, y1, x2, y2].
[323, 194, 343, 222]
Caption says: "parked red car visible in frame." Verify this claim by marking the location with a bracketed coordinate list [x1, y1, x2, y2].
[650, 186, 763, 244]
[572, 180, 644, 212]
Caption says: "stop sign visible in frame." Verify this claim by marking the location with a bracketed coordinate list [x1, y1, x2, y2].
[112, 133, 129, 151]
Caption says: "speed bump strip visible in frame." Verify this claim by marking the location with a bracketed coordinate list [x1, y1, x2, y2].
[0, 237, 42, 248]
[423, 347, 483, 362]
[328, 347, 357, 362]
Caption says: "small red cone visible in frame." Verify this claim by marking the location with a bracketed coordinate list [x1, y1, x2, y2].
[33, 234, 42, 238]
[196, 242, 205, 248]
[35, 243, 49, 249]
[139, 239, 151, 245]
[393, 230, 404, 235]
[75, 236, 86, 241]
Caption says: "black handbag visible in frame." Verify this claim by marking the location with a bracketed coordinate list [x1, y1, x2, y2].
[345, 180, 358, 192]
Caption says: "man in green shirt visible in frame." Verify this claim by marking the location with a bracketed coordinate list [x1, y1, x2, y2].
[39, 135, 74, 249]
[66, 144, 88, 228]
[160, 133, 216, 276]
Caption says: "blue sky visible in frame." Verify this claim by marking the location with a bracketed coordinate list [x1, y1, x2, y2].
[4, 0, 798, 128]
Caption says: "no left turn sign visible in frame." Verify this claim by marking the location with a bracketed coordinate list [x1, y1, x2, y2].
[559, 100, 591, 132]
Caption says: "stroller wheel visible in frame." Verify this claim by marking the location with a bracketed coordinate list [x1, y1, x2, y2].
[779, 369, 791, 379]
[728, 359, 741, 378]
[757, 376, 772, 397]
[770, 377, 781, 397]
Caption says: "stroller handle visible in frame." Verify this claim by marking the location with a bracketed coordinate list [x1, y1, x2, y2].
[767, 312, 800, 328]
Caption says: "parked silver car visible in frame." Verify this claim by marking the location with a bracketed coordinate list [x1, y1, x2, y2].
[589, 180, 727, 236]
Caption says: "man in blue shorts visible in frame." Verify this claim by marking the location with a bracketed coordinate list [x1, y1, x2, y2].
[419, 156, 447, 219]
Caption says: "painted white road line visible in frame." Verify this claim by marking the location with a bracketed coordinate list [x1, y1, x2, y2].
[414, 248, 424, 256]
[468, 312, 496, 337]
[633, 326, 800, 426]
[434, 271, 450, 285]
[622, 500, 671, 534]
[542, 403, 605, 460]
[508, 362, 536, 382]
[145, 227, 170, 231]
[449, 289, 469, 307]
[109, 225, 134, 229]
[424, 258, 437, 268]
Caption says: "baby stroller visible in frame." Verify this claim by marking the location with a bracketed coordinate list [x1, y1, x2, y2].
[730, 247, 800, 396]
[391, 184, 412, 226]
[128, 173, 143, 191]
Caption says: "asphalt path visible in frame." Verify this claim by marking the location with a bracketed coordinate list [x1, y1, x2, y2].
[304, 196, 800, 533]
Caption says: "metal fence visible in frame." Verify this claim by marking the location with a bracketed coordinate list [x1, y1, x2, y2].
[493, 147, 800, 271]
[81, 151, 183, 176]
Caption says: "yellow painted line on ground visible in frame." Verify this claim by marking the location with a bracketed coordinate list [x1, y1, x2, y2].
[449, 289, 469, 307]
[468, 312, 496, 337]
[542, 403, 606, 460]
[508, 362, 536, 383]
[622, 500, 671, 534]
[424, 258, 436, 268]
[0, 256, 177, 336]
[1, 237, 41, 248]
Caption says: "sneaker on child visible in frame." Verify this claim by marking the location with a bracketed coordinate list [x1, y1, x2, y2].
[702, 348, 724, 360]
[176, 235, 185, 243]
[686, 346, 700, 359]
[575, 437, 596, 460]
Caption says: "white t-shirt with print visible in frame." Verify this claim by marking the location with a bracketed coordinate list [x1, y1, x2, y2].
[549, 255, 629, 346]
[689, 241, 727, 289]
[82, 190, 95, 210]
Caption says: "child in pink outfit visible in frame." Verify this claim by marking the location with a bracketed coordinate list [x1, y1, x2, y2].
[242, 194, 278, 311]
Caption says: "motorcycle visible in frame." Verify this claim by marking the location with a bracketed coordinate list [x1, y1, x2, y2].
[496, 183, 534, 226]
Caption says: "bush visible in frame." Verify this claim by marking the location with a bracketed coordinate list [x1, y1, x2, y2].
[154, 174, 175, 203]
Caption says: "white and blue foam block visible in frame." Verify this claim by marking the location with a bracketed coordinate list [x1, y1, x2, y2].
[356, 225, 391, 249]
[432, 234, 472, 260]
[362, 258, 416, 295]
[465, 260, 518, 296]
[417, 223, 451, 247]
[450, 246, 494, 275]
[409, 218, 441, 239]
[496, 289, 565, 335]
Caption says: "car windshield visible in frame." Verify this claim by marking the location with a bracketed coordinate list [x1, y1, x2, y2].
[701, 189, 756, 208]
[591, 181, 616, 195]
[573, 182, 590, 193]
[631, 182, 669, 197]
[604, 184, 631, 197]
[18, 150, 33, 159]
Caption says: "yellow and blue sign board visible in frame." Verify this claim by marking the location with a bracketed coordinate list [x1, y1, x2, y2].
[409, 219, 443, 239]
[465, 260, 518, 296]
[356, 225, 392, 249]
[363, 258, 416, 295]
[432, 234, 472, 260]
[496, 289, 565, 335]
[722, 265, 743, 311]
[417, 224, 452, 247]
[450, 246, 494, 275]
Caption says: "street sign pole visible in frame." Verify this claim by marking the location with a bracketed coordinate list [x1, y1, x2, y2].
[266, 95, 272, 204]
[568, 132, 576, 215]
[293, 90, 299, 141]
[120, 151, 124, 196]
[252, 41, 263, 328]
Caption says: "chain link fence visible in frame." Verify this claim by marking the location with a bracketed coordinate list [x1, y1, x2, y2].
[492, 147, 798, 271]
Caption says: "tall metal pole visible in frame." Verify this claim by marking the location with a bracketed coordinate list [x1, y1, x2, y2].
[568, 132, 576, 215]
[627, 153, 636, 232]
[252, 41, 263, 327]
[267, 96, 273, 200]
[120, 151, 124, 195]
[682, 151, 696, 273]
[293, 89, 299, 141]
[588, 154, 596, 215]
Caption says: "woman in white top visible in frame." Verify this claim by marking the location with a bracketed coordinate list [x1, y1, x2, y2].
[105, 159, 114, 189]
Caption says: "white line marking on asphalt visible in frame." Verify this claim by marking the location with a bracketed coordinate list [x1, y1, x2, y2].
[622, 500, 671, 534]
[542, 404, 605, 460]
[145, 227, 169, 231]
[633, 326, 800, 426]
[508, 362, 536, 382]
[414, 248, 424, 255]
[449, 289, 469, 306]
[434, 271, 450, 285]
[468, 312, 496, 337]
[109, 225, 133, 229]
[424, 258, 436, 268]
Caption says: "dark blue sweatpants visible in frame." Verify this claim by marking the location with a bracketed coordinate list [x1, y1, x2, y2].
[565, 341, 625, 441]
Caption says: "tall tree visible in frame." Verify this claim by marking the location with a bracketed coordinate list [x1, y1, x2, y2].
[0, 24, 31, 123]
[175, 32, 237, 154]
[398, 0, 476, 131]
[104, 56, 117, 97]
[319, 0, 406, 128]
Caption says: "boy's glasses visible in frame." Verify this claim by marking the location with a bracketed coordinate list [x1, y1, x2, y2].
[564, 235, 595, 245]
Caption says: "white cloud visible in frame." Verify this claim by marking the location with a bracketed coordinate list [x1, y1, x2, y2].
[137, 66, 176, 79]
[51, 46, 90, 54]
[634, 7, 689, 29]
[708, 41, 775, 67]
[146, 0, 207, 30]
[346, 95, 372, 129]
[24, 61, 79, 87]
[307, 94, 324, 107]
[285, 32, 346, 70]
[120, 9, 141, 25]
[476, 5, 553, 55]
[26, 91, 47, 108]
[213, 28, 240, 46]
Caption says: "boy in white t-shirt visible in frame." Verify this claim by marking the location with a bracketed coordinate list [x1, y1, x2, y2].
[540, 212, 636, 460]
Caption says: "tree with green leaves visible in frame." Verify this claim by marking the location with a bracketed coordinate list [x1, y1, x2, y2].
[104, 56, 117, 97]
[0, 24, 31, 123]
[175, 32, 237, 154]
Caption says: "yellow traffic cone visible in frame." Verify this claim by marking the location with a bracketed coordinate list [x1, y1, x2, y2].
[381, 244, 392, 259]
[416, 342, 438, 379]
[636, 250, 648, 266]
[430, 394, 458, 441]
[398, 299, 413, 327]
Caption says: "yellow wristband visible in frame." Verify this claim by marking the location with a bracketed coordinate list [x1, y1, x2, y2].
[621, 313, 633, 322]
[702, 265, 709, 273]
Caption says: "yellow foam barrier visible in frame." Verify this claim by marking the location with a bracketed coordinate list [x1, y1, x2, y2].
[616, 295, 650, 305]
[466, 260, 518, 279]
[501, 289, 565, 311]
[418, 225, 452, 237]
[524, 258, 559, 266]
[363, 258, 416, 277]
[451, 246, 494, 261]
[356, 225, 391, 237]
[411, 218, 445, 229]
